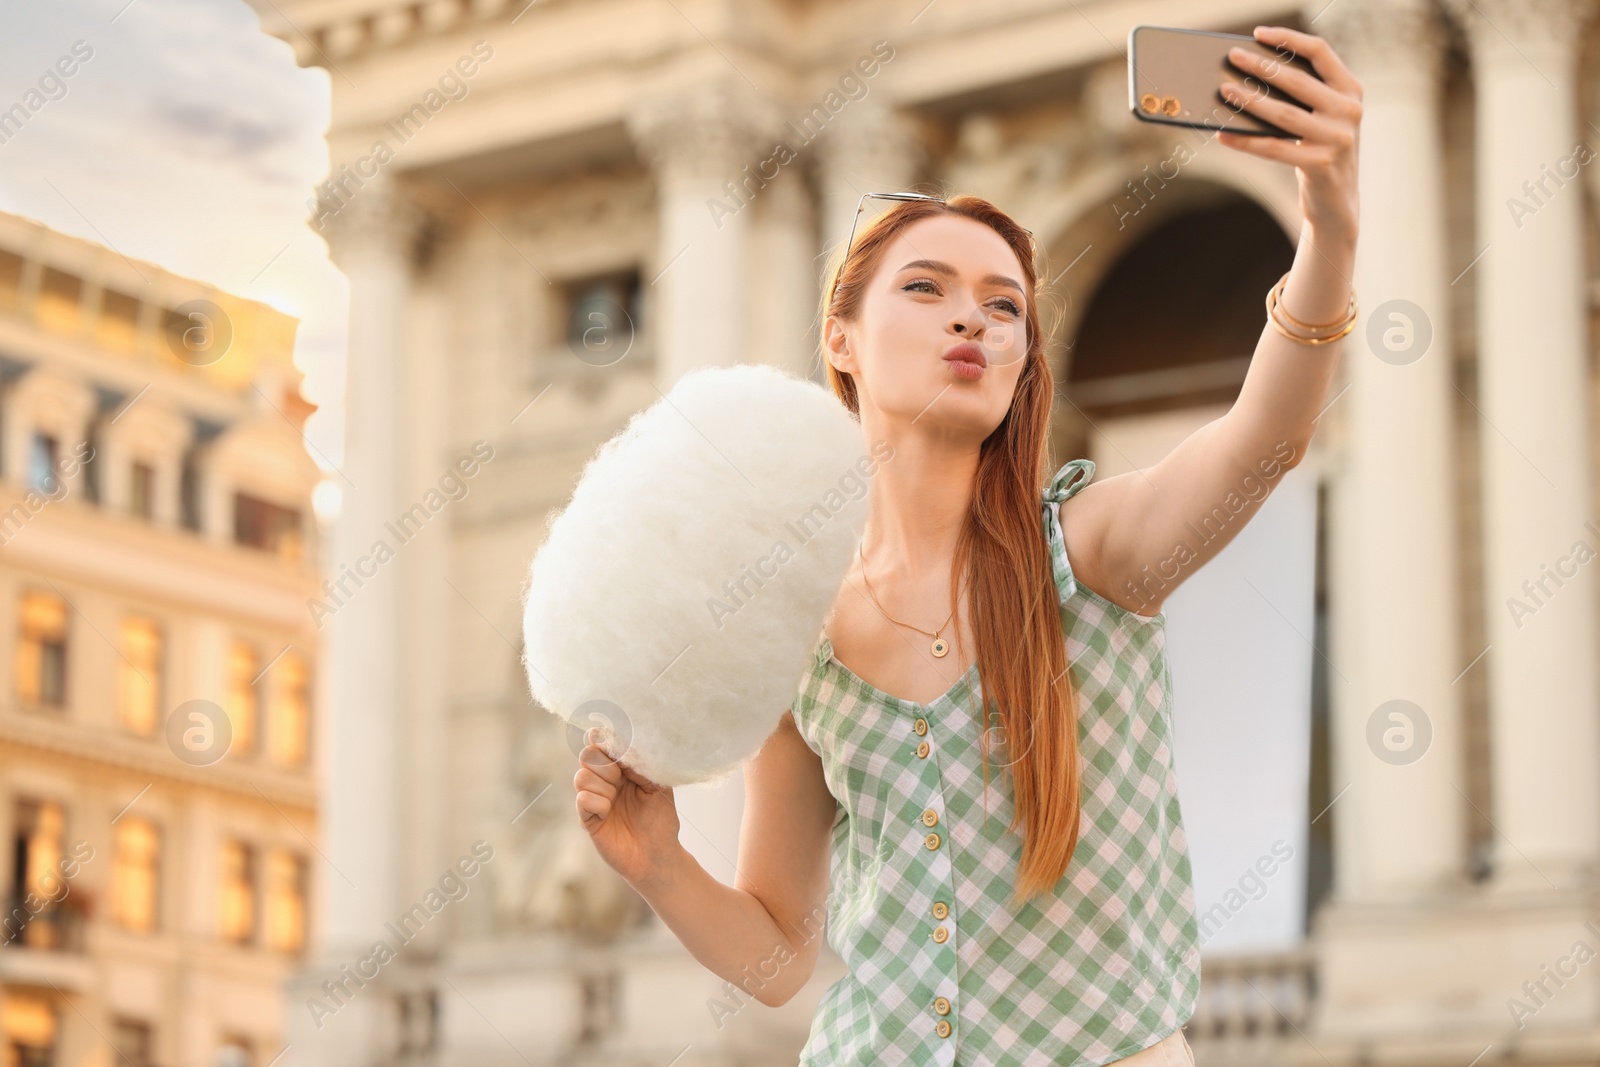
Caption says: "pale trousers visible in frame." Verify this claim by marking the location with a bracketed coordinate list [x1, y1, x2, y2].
[1104, 1028, 1195, 1067]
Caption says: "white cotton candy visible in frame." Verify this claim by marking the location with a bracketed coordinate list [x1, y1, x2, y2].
[520, 363, 883, 787]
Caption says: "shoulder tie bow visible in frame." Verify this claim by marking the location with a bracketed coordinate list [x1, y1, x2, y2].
[1041, 459, 1095, 605]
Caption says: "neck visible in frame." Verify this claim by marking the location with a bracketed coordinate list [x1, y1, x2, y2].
[858, 423, 979, 580]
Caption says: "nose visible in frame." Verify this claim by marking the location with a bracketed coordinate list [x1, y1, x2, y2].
[950, 303, 986, 337]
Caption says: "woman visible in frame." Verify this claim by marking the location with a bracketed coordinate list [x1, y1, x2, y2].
[573, 23, 1361, 1067]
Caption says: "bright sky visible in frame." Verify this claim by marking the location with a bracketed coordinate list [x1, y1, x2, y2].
[0, 0, 347, 474]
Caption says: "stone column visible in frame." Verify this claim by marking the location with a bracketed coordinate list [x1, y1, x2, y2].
[284, 170, 424, 1066]
[626, 85, 787, 882]
[1316, 0, 1466, 899]
[627, 83, 783, 390]
[1445, 0, 1600, 890]
[747, 167, 820, 380]
[816, 99, 924, 259]
[397, 267, 452, 946]
[323, 169, 423, 944]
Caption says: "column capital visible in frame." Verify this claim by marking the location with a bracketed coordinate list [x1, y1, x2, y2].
[1442, 0, 1597, 69]
[626, 81, 785, 184]
[814, 97, 926, 189]
[317, 169, 428, 273]
[1312, 0, 1448, 80]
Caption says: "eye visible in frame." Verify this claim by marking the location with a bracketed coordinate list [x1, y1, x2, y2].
[901, 277, 1021, 317]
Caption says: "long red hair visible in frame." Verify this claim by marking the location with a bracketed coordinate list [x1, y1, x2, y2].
[821, 194, 1081, 907]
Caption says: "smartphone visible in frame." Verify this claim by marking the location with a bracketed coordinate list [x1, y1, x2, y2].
[1127, 25, 1322, 139]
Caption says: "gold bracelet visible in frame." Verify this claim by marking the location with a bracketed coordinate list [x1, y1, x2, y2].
[1265, 272, 1357, 346]
[1270, 272, 1355, 331]
[1270, 303, 1356, 345]
[1268, 272, 1357, 337]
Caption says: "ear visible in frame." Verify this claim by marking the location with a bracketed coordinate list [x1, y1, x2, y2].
[824, 315, 855, 374]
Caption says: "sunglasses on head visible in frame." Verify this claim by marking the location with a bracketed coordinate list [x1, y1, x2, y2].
[830, 191, 1037, 305]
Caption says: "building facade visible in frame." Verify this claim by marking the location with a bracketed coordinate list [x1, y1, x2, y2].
[0, 208, 324, 1067]
[251, 0, 1600, 1064]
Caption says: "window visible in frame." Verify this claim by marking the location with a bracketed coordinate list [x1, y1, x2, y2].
[562, 271, 640, 366]
[111, 817, 160, 933]
[27, 432, 59, 494]
[17, 592, 68, 708]
[110, 1017, 153, 1067]
[163, 304, 231, 364]
[0, 248, 24, 311]
[180, 450, 201, 530]
[130, 461, 155, 520]
[0, 993, 58, 1067]
[226, 642, 260, 755]
[6, 798, 65, 950]
[182, 419, 226, 533]
[117, 616, 163, 736]
[267, 652, 310, 768]
[218, 839, 256, 944]
[234, 492, 303, 563]
[263, 849, 307, 953]
[81, 425, 102, 505]
[35, 267, 81, 333]
[97, 288, 142, 352]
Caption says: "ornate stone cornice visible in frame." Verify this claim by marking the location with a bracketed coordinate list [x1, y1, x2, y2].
[1084, 58, 1140, 143]
[625, 82, 787, 185]
[315, 169, 429, 272]
[1313, 0, 1448, 81]
[1441, 0, 1597, 68]
[250, 0, 515, 67]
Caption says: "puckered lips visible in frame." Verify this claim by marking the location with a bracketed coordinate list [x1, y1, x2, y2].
[943, 341, 987, 381]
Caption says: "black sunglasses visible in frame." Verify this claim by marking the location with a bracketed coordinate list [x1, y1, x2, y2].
[829, 191, 1037, 305]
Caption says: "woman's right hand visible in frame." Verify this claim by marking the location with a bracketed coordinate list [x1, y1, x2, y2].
[573, 728, 681, 889]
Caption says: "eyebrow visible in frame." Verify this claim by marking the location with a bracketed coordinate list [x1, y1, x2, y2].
[896, 258, 1025, 295]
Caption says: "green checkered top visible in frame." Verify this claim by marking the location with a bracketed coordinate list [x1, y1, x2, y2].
[791, 458, 1200, 1067]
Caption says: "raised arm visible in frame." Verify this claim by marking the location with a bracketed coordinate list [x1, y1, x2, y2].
[1062, 25, 1362, 617]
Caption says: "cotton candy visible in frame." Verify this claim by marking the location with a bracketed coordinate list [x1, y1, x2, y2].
[520, 363, 886, 787]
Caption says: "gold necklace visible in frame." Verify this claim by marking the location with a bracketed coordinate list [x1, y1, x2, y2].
[858, 540, 957, 658]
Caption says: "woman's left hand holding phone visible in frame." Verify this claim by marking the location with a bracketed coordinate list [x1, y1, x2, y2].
[1216, 24, 1363, 247]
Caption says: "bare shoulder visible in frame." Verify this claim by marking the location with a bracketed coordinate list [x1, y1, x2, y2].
[747, 710, 831, 813]
[742, 713, 838, 844]
[1057, 472, 1164, 617]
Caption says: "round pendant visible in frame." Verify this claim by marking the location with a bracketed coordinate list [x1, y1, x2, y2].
[931, 637, 949, 658]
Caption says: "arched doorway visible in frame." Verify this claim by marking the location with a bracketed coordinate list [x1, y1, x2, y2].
[1069, 199, 1292, 417]
[1050, 187, 1328, 961]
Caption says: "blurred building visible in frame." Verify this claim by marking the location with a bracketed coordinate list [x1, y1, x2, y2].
[252, 0, 1598, 1065]
[0, 208, 323, 1067]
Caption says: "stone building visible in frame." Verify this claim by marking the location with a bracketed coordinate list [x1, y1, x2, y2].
[0, 207, 323, 1067]
[251, 0, 1599, 1064]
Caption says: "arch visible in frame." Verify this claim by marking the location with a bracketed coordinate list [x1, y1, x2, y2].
[1065, 194, 1295, 418]
[1022, 142, 1301, 364]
